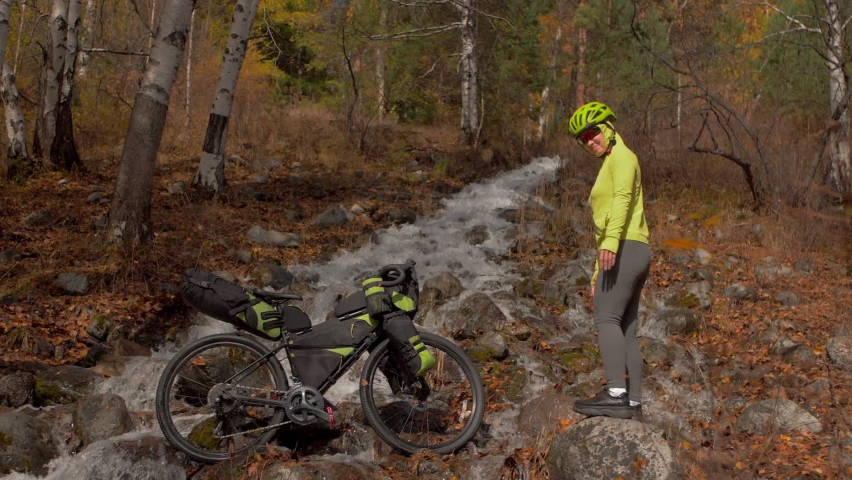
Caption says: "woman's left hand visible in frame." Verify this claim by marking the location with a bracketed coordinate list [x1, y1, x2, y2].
[599, 249, 616, 271]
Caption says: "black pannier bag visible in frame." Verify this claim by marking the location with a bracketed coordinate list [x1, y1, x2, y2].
[288, 313, 379, 389]
[361, 265, 435, 379]
[181, 268, 299, 341]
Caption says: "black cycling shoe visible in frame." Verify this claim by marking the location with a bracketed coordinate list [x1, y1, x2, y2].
[573, 390, 633, 419]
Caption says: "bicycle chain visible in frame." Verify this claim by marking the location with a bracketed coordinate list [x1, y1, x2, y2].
[208, 384, 293, 439]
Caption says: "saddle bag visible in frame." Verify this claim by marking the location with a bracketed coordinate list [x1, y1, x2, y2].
[288, 313, 379, 389]
[181, 268, 294, 341]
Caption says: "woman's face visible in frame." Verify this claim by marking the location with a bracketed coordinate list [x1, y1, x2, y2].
[578, 126, 607, 157]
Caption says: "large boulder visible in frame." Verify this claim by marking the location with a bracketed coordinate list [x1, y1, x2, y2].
[518, 394, 576, 447]
[423, 272, 465, 300]
[827, 336, 852, 370]
[74, 393, 135, 445]
[0, 372, 36, 408]
[547, 417, 678, 480]
[452, 293, 508, 333]
[0, 412, 59, 475]
[35, 365, 104, 405]
[47, 436, 187, 480]
[735, 398, 822, 434]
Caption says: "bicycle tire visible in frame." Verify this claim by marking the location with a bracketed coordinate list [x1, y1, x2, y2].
[155, 333, 288, 463]
[359, 331, 485, 455]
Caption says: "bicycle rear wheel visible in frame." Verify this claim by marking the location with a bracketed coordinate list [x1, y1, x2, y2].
[359, 332, 485, 454]
[155, 334, 288, 463]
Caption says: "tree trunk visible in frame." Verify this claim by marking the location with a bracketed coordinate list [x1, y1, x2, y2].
[50, 0, 82, 171]
[192, 0, 259, 195]
[456, 0, 478, 146]
[537, 20, 563, 142]
[375, 2, 387, 121]
[34, 0, 69, 161]
[108, 0, 194, 245]
[575, 25, 586, 107]
[2, 63, 31, 181]
[824, 0, 850, 192]
[185, 7, 194, 128]
[78, 0, 95, 77]
[0, 0, 32, 180]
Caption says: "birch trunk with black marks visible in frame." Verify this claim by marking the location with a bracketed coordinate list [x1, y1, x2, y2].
[0, 0, 31, 180]
[375, 2, 387, 120]
[108, 0, 194, 245]
[33, 0, 69, 160]
[456, 0, 478, 146]
[824, 0, 850, 192]
[537, 24, 562, 142]
[192, 0, 259, 195]
[50, 0, 82, 171]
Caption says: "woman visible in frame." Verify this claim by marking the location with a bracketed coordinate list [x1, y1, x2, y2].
[569, 102, 651, 419]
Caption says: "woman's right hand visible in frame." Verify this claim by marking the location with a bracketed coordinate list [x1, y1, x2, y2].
[590, 284, 595, 297]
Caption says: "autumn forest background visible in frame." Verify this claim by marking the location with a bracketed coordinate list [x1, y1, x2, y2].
[1, 0, 851, 478]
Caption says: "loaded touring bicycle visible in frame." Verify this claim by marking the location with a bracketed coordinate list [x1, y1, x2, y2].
[155, 259, 485, 462]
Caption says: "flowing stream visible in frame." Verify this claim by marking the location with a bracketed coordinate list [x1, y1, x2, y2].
[3, 156, 563, 480]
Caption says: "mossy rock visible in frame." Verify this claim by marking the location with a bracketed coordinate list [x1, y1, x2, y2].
[0, 431, 12, 449]
[188, 418, 221, 451]
[666, 292, 701, 309]
[34, 381, 74, 406]
[465, 346, 491, 364]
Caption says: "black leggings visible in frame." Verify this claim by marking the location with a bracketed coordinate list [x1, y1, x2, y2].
[594, 240, 651, 403]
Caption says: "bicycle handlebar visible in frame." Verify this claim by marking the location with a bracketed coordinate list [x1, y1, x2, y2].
[378, 259, 416, 287]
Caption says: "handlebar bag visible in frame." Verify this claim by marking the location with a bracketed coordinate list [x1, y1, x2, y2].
[288, 313, 379, 389]
[181, 268, 284, 341]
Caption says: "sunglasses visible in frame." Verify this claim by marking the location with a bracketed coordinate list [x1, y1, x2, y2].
[577, 126, 601, 145]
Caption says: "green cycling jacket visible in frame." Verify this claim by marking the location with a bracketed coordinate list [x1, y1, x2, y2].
[589, 131, 650, 283]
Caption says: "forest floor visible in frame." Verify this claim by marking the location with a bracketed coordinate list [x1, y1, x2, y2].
[1, 127, 851, 478]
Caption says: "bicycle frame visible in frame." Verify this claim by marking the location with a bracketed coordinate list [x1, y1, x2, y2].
[219, 304, 384, 409]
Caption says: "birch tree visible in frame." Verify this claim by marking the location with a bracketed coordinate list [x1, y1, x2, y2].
[371, 0, 481, 145]
[51, 0, 81, 171]
[0, 0, 31, 181]
[192, 0, 260, 195]
[33, 0, 69, 160]
[108, 0, 195, 245]
[742, 0, 849, 192]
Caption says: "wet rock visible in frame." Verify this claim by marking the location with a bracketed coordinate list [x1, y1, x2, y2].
[55, 272, 89, 295]
[722, 282, 759, 301]
[247, 225, 300, 247]
[35, 366, 104, 405]
[464, 225, 490, 245]
[423, 272, 464, 300]
[0, 412, 59, 475]
[451, 293, 508, 333]
[476, 332, 509, 360]
[0, 373, 36, 408]
[57, 436, 187, 479]
[74, 393, 134, 445]
[86, 192, 103, 203]
[540, 262, 591, 287]
[547, 416, 677, 480]
[383, 207, 417, 225]
[23, 209, 54, 226]
[314, 205, 350, 227]
[827, 336, 852, 370]
[255, 262, 295, 289]
[86, 315, 114, 341]
[114, 339, 151, 357]
[516, 279, 566, 306]
[735, 398, 822, 433]
[774, 291, 800, 306]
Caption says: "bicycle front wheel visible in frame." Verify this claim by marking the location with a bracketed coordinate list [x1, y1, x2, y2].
[155, 334, 288, 463]
[359, 332, 485, 455]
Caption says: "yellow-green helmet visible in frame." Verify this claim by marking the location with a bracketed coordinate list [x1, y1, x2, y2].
[568, 102, 616, 138]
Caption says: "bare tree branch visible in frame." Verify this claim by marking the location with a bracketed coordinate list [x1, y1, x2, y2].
[737, 2, 821, 34]
[369, 22, 463, 40]
[80, 48, 148, 56]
